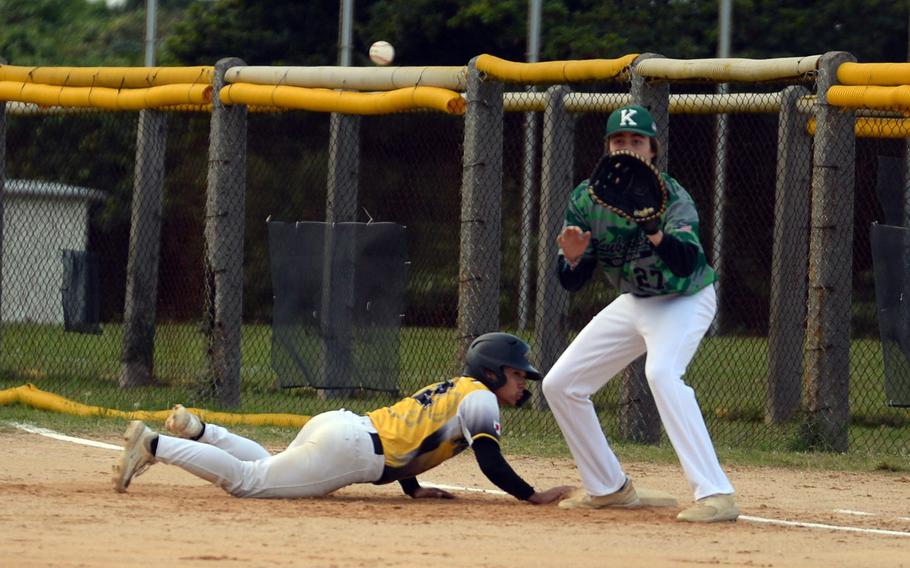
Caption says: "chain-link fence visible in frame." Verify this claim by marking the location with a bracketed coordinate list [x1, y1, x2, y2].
[2, 108, 209, 392]
[2, 55, 909, 459]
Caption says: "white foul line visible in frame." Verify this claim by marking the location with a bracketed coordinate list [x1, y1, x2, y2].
[739, 515, 910, 538]
[7, 421, 910, 538]
[423, 482, 508, 496]
[7, 421, 123, 451]
[835, 508, 910, 523]
[834, 508, 875, 516]
[424, 481, 910, 537]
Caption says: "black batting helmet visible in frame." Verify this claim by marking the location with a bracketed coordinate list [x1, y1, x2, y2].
[463, 332, 542, 391]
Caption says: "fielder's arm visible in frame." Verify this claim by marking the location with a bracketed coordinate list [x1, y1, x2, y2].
[557, 254, 596, 291]
[652, 235, 698, 277]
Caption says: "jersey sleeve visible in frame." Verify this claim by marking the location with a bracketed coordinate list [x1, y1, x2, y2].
[662, 177, 703, 249]
[564, 181, 594, 236]
[457, 389, 502, 445]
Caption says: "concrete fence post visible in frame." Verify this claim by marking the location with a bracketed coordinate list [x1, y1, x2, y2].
[204, 57, 247, 406]
[533, 85, 574, 410]
[767, 85, 812, 423]
[803, 51, 856, 451]
[618, 53, 668, 444]
[119, 109, 166, 388]
[457, 57, 504, 362]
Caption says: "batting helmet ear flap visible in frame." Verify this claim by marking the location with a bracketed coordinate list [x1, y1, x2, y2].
[515, 389, 532, 407]
[463, 332, 542, 391]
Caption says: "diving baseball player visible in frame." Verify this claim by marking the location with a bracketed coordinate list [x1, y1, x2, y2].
[542, 105, 739, 522]
[112, 333, 573, 504]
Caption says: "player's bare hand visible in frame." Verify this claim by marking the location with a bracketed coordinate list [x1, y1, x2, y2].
[411, 487, 456, 500]
[557, 226, 591, 262]
[526, 485, 576, 505]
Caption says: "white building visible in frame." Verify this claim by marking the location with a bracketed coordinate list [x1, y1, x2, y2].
[2, 179, 106, 324]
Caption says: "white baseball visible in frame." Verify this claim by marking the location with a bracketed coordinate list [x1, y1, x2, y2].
[369, 41, 395, 66]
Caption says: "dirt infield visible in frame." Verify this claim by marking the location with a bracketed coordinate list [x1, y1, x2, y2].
[2, 430, 909, 567]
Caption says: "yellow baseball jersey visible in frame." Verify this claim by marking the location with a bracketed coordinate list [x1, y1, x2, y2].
[367, 376, 501, 484]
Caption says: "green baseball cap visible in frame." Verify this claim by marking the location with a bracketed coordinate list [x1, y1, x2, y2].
[606, 105, 657, 137]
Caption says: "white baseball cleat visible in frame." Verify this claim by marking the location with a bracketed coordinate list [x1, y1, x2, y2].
[558, 478, 641, 509]
[676, 494, 740, 522]
[112, 421, 157, 493]
[165, 404, 203, 439]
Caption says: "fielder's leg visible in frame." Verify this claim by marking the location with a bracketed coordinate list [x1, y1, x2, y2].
[638, 285, 734, 500]
[637, 286, 738, 522]
[542, 294, 646, 498]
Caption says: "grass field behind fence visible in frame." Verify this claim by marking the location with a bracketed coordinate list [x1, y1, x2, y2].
[1, 323, 908, 462]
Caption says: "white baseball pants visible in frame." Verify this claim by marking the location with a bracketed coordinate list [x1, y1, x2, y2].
[542, 285, 734, 500]
[154, 409, 385, 498]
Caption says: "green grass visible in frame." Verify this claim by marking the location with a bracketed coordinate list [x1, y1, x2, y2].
[1, 322, 909, 465]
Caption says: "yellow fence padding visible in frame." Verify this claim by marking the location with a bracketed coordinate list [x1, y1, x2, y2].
[475, 54, 638, 84]
[0, 82, 213, 110]
[219, 83, 466, 115]
[807, 117, 910, 139]
[0, 383, 311, 429]
[0, 65, 214, 88]
[836, 62, 910, 86]
[827, 85, 910, 110]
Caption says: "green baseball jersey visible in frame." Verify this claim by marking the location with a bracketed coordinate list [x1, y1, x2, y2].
[564, 172, 716, 296]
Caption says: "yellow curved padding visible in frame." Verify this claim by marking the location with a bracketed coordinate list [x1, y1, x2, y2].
[827, 85, 910, 110]
[475, 54, 638, 84]
[806, 117, 910, 139]
[0, 65, 214, 88]
[220, 83, 465, 115]
[0, 82, 213, 110]
[836, 62, 910, 86]
[0, 383, 310, 428]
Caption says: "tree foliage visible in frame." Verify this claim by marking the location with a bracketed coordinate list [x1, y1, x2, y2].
[2, 1, 907, 67]
[0, 0, 194, 65]
[162, 0, 909, 66]
[165, 1, 339, 65]
[1, 0, 108, 65]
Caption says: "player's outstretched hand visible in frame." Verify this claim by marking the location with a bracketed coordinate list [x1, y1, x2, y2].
[526, 485, 576, 505]
[557, 226, 591, 262]
[411, 486, 456, 499]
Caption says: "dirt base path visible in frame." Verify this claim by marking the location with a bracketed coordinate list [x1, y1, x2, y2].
[2, 430, 908, 567]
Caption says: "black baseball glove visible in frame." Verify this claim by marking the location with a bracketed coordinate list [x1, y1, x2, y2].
[587, 150, 668, 234]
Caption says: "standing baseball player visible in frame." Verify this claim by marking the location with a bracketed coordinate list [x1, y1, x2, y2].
[112, 332, 573, 504]
[541, 104, 739, 522]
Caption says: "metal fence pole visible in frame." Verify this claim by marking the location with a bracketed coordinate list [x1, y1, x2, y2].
[533, 84, 573, 411]
[322, 113, 360, 396]
[617, 54, 668, 444]
[709, 90, 729, 335]
[204, 57, 247, 406]
[710, 0, 733, 335]
[804, 51, 856, 451]
[119, 109, 166, 388]
[0, 95, 5, 356]
[457, 58, 503, 360]
[518, 100, 539, 331]
[904, 139, 910, 228]
[767, 85, 812, 424]
[518, 0, 542, 331]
